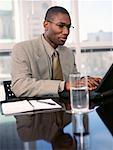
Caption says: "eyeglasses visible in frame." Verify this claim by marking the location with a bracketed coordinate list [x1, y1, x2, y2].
[47, 20, 74, 30]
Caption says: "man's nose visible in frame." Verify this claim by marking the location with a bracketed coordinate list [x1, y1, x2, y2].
[62, 26, 70, 35]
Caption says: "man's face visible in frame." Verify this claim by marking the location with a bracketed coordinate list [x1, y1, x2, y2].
[44, 13, 72, 48]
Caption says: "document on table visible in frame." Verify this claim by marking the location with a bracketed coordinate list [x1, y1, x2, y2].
[1, 99, 62, 115]
[1, 100, 33, 115]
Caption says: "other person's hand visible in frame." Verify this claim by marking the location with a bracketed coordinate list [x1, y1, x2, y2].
[87, 76, 101, 91]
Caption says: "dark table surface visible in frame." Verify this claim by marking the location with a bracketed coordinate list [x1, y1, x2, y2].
[0, 96, 113, 150]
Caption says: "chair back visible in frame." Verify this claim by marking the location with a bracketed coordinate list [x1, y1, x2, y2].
[3, 80, 16, 101]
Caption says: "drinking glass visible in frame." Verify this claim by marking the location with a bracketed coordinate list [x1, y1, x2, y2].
[69, 73, 89, 114]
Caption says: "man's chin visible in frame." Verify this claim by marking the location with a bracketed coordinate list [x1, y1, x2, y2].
[58, 41, 66, 45]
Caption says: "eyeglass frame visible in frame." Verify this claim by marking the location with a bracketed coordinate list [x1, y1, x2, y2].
[47, 20, 74, 30]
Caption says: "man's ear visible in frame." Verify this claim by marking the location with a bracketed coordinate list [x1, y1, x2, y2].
[43, 21, 49, 31]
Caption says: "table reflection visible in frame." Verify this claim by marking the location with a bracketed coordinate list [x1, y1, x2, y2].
[72, 113, 90, 150]
[96, 100, 113, 136]
[15, 111, 77, 149]
[6, 96, 113, 150]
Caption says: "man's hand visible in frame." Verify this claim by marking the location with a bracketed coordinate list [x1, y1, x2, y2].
[64, 76, 102, 91]
[59, 76, 101, 99]
[65, 81, 70, 91]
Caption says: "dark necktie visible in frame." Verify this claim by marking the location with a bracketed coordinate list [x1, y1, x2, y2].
[52, 51, 63, 80]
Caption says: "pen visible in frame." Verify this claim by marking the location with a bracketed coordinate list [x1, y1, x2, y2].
[28, 100, 35, 108]
[37, 101, 56, 105]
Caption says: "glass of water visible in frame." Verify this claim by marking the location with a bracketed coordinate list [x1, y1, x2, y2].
[69, 73, 89, 114]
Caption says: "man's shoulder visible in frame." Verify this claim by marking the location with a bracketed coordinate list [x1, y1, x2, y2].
[13, 36, 42, 48]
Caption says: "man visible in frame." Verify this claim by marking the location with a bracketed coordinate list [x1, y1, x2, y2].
[11, 6, 100, 98]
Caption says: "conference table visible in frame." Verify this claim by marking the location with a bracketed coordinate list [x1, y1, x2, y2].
[0, 96, 113, 150]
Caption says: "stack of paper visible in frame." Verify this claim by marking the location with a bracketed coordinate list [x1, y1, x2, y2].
[1, 99, 62, 115]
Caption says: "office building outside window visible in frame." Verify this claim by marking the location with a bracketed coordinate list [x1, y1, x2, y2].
[78, 0, 113, 76]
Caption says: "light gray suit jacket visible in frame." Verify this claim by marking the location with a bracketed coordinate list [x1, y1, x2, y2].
[11, 35, 77, 97]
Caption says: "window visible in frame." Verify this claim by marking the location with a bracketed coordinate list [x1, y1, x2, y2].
[0, 52, 11, 81]
[78, 0, 112, 43]
[0, 0, 15, 41]
[78, 0, 113, 76]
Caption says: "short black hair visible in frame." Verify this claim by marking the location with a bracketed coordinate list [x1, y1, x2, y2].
[45, 6, 70, 21]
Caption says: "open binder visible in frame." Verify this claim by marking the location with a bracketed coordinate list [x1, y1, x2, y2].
[1, 99, 62, 115]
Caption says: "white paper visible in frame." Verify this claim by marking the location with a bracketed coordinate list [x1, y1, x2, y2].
[1, 99, 62, 115]
[29, 99, 62, 110]
[2, 100, 33, 115]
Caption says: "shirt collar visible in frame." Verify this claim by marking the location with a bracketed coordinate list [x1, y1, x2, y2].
[41, 34, 55, 57]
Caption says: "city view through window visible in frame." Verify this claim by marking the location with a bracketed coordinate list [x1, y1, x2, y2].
[78, 0, 113, 76]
